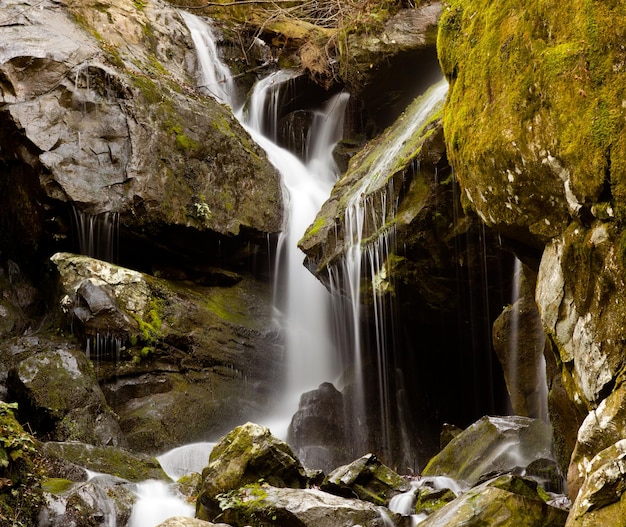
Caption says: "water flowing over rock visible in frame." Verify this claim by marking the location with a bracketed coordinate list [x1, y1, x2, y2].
[422, 416, 559, 489]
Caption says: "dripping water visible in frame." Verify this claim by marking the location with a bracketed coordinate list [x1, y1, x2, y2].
[72, 208, 120, 264]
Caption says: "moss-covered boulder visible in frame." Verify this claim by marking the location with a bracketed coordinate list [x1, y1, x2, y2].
[41, 441, 167, 482]
[196, 423, 308, 506]
[438, 0, 626, 247]
[321, 453, 410, 506]
[2, 333, 124, 446]
[51, 252, 284, 453]
[418, 474, 568, 527]
[422, 416, 558, 488]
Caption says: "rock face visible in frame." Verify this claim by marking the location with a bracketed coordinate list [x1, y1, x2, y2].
[437, 0, 626, 518]
[49, 253, 283, 452]
[0, 0, 282, 276]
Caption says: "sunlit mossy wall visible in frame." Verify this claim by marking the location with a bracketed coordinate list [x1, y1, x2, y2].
[438, 0, 626, 243]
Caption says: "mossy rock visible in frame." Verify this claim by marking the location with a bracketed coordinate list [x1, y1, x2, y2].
[438, 0, 626, 246]
[418, 474, 567, 527]
[422, 416, 556, 488]
[321, 453, 410, 506]
[41, 441, 168, 482]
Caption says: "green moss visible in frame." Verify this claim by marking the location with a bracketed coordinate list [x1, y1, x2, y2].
[41, 478, 74, 495]
[0, 402, 45, 526]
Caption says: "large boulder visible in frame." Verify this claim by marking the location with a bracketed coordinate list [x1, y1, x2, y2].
[418, 474, 568, 527]
[0, 0, 283, 274]
[437, 0, 626, 246]
[422, 416, 559, 489]
[51, 252, 284, 453]
[200, 484, 399, 527]
[196, 422, 308, 519]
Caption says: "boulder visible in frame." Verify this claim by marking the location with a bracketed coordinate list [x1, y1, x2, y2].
[0, 0, 283, 275]
[422, 416, 558, 488]
[287, 382, 350, 472]
[51, 252, 284, 453]
[321, 453, 410, 506]
[41, 442, 168, 483]
[196, 423, 308, 513]
[3, 334, 123, 446]
[418, 474, 568, 527]
[566, 439, 626, 527]
[201, 484, 399, 527]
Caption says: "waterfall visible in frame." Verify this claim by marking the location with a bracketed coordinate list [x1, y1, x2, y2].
[72, 208, 119, 263]
[183, 12, 348, 439]
[329, 80, 448, 462]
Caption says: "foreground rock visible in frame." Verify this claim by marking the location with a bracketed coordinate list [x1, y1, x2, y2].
[196, 422, 308, 520]
[419, 474, 568, 527]
[201, 484, 398, 527]
[157, 519, 231, 527]
[321, 453, 410, 506]
[423, 416, 561, 490]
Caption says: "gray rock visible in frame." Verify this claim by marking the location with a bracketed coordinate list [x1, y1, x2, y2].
[202, 484, 399, 527]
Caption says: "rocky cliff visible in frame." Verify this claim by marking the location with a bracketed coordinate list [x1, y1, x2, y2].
[437, 0, 626, 521]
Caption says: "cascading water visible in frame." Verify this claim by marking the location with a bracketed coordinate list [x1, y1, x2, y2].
[183, 12, 348, 438]
[329, 80, 449, 463]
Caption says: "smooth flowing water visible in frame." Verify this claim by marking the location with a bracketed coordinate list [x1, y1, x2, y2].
[329, 80, 448, 461]
[183, 13, 348, 438]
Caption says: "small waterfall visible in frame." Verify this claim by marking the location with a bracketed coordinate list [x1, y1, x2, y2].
[72, 208, 119, 264]
[330, 80, 448, 462]
[182, 12, 348, 439]
[128, 480, 194, 527]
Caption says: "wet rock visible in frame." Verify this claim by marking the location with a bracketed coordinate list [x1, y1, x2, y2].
[41, 441, 168, 483]
[51, 252, 284, 453]
[492, 265, 548, 419]
[418, 474, 568, 527]
[422, 416, 558, 488]
[196, 423, 308, 517]
[3, 333, 123, 446]
[40, 473, 136, 527]
[321, 453, 410, 506]
[201, 484, 399, 527]
[287, 382, 350, 472]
